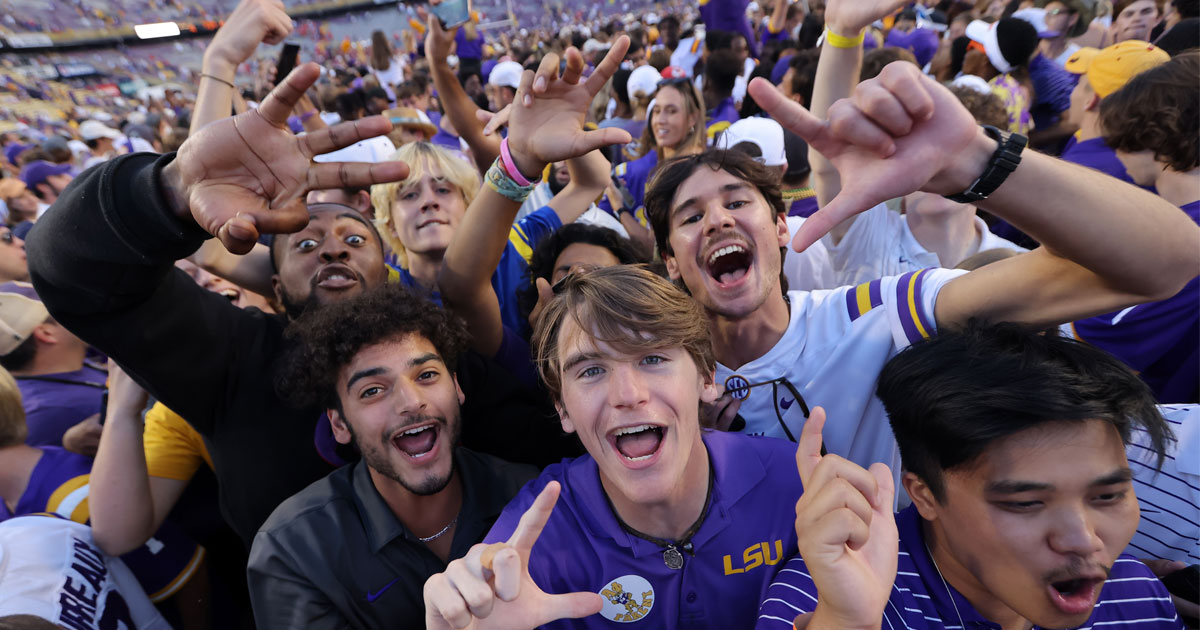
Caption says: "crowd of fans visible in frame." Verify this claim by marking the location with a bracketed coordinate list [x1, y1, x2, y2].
[0, 0, 1196, 627]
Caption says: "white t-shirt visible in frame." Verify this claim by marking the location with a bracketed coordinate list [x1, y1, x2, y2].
[822, 202, 1027, 287]
[1053, 43, 1081, 67]
[717, 268, 966, 477]
[784, 216, 836, 291]
[0, 517, 170, 629]
[373, 58, 407, 102]
[671, 36, 704, 76]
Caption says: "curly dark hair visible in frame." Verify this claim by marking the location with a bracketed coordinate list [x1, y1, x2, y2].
[275, 284, 469, 410]
[1100, 50, 1199, 173]
[517, 223, 648, 323]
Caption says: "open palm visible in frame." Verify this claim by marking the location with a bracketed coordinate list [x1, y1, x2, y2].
[504, 37, 634, 177]
[171, 63, 408, 253]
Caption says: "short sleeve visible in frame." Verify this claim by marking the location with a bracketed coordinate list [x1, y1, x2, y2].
[876, 268, 968, 349]
[509, 206, 564, 264]
[143, 403, 212, 482]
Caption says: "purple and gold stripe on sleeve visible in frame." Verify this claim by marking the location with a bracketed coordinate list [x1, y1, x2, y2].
[845, 279, 884, 322]
[896, 269, 935, 344]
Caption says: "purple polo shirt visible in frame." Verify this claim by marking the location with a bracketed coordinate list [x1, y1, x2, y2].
[1071, 200, 1199, 403]
[1060, 136, 1142, 188]
[16, 364, 106, 448]
[757, 505, 1185, 629]
[485, 430, 802, 628]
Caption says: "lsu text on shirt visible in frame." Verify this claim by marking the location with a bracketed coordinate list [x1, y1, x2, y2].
[756, 506, 1185, 630]
[717, 268, 965, 476]
[484, 430, 802, 628]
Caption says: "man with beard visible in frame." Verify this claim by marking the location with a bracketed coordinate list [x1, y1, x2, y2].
[249, 284, 535, 628]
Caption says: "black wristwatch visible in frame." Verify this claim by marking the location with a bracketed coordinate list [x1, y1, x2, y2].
[944, 125, 1027, 204]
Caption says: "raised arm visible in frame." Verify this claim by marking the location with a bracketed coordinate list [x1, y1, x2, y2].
[27, 65, 407, 433]
[438, 40, 633, 356]
[426, 13, 500, 174]
[192, 0, 293, 132]
[90, 364, 189, 556]
[749, 62, 1200, 330]
[808, 0, 908, 245]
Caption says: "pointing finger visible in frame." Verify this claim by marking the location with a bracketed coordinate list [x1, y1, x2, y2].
[307, 159, 409, 192]
[301, 115, 394, 157]
[258, 62, 321, 125]
[585, 35, 630, 95]
[796, 406, 827, 487]
[748, 77, 826, 143]
[508, 481, 562, 550]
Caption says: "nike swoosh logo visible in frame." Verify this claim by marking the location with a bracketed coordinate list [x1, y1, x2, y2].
[780, 398, 794, 410]
[366, 577, 401, 602]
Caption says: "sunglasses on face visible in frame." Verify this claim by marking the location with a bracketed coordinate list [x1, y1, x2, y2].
[0, 231, 14, 245]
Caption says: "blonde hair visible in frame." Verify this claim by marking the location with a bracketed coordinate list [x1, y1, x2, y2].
[531, 265, 715, 403]
[369, 142, 481, 267]
[638, 82, 707, 159]
[0, 367, 27, 448]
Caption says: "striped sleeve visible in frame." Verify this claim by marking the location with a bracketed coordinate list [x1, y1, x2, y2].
[881, 268, 967, 348]
[1126, 406, 1200, 565]
[507, 205, 563, 265]
[845, 278, 885, 322]
[755, 556, 816, 629]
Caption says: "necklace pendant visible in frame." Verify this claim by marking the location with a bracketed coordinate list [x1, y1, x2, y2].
[663, 546, 684, 570]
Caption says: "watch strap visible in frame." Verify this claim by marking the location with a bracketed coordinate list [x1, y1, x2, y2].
[945, 125, 1027, 204]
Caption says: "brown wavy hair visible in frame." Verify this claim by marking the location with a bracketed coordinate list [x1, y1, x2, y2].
[1099, 50, 1199, 172]
[531, 265, 715, 403]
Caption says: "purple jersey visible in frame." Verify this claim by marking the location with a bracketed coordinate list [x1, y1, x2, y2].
[0, 447, 202, 602]
[16, 364, 106, 448]
[708, 96, 740, 128]
[598, 150, 659, 227]
[454, 27, 483, 61]
[1071, 200, 1199, 403]
[1060, 136, 1144, 189]
[699, 0, 759, 57]
[757, 506, 1185, 629]
[485, 430, 802, 628]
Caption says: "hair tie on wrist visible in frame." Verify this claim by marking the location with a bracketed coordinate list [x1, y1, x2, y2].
[485, 157, 538, 203]
[199, 72, 236, 89]
[824, 26, 865, 49]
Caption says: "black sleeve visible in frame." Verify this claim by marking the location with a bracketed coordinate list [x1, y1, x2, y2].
[27, 152, 277, 436]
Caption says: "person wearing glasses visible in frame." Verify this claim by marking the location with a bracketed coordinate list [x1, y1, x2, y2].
[599, 68, 707, 234]
[638, 0, 1198, 499]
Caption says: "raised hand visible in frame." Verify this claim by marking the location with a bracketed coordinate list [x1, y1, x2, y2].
[504, 37, 635, 179]
[748, 61, 991, 253]
[164, 63, 408, 254]
[425, 10, 458, 63]
[424, 482, 603, 629]
[793, 408, 897, 630]
[203, 0, 293, 75]
[824, 0, 910, 36]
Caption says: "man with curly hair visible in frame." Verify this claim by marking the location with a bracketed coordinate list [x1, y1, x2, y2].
[248, 284, 537, 628]
[1067, 51, 1200, 403]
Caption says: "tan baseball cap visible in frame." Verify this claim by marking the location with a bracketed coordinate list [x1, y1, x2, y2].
[0, 283, 49, 355]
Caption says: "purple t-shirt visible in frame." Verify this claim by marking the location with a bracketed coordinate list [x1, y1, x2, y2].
[708, 97, 740, 127]
[1060, 136, 1142, 188]
[699, 0, 759, 57]
[485, 430, 802, 628]
[1071, 200, 1200, 403]
[884, 27, 939, 68]
[454, 27, 484, 61]
[16, 364, 106, 448]
[788, 196, 819, 218]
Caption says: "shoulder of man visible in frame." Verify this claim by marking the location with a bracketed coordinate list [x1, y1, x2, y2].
[254, 463, 359, 538]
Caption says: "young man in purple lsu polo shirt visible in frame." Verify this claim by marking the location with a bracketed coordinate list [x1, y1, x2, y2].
[422, 266, 804, 629]
[756, 322, 1184, 630]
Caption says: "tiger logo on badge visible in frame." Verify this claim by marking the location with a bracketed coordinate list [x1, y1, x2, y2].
[598, 574, 654, 622]
[724, 374, 751, 400]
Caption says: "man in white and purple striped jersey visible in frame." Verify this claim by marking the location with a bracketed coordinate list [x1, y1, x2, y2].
[756, 323, 1185, 630]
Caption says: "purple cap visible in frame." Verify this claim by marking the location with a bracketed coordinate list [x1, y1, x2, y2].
[771, 54, 793, 85]
[4, 143, 29, 166]
[19, 160, 72, 190]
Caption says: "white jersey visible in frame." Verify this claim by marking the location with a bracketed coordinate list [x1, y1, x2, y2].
[1127, 404, 1200, 565]
[717, 268, 965, 476]
[784, 216, 836, 291]
[0, 516, 170, 629]
[822, 202, 1027, 287]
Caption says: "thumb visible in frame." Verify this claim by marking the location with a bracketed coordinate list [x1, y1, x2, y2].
[868, 463, 895, 512]
[575, 128, 634, 155]
[537, 592, 604, 625]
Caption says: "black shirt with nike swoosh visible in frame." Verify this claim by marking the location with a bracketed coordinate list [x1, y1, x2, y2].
[247, 447, 536, 629]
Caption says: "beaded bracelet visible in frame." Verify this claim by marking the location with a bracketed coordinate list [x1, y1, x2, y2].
[499, 137, 540, 187]
[485, 157, 538, 203]
[824, 26, 865, 49]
